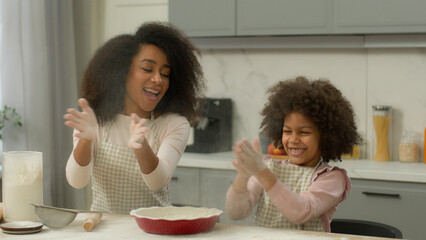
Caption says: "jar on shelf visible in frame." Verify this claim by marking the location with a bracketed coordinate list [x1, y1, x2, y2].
[424, 126, 426, 163]
[399, 130, 420, 162]
[341, 145, 361, 159]
[372, 105, 392, 161]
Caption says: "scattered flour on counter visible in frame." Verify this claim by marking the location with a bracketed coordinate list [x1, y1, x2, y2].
[244, 233, 344, 240]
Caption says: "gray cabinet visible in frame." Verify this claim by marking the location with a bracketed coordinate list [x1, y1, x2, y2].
[333, 179, 426, 240]
[168, 0, 235, 37]
[170, 167, 255, 225]
[170, 167, 200, 206]
[169, 0, 426, 37]
[334, 0, 426, 34]
[237, 0, 333, 36]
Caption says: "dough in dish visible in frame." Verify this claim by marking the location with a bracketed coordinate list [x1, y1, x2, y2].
[130, 206, 223, 220]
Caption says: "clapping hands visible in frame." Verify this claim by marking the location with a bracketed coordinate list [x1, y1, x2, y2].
[232, 138, 266, 177]
[63, 98, 98, 141]
[128, 113, 149, 150]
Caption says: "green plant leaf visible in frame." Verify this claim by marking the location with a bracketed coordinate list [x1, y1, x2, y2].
[0, 105, 23, 140]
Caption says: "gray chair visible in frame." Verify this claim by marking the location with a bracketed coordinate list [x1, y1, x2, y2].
[330, 219, 403, 239]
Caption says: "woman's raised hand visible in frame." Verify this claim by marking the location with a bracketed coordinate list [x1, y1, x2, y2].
[63, 98, 98, 141]
[128, 113, 149, 150]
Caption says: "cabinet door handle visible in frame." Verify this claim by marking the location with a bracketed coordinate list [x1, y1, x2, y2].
[362, 191, 400, 198]
[171, 176, 178, 181]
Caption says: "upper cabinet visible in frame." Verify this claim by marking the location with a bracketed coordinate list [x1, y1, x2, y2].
[103, 0, 169, 41]
[169, 0, 235, 37]
[334, 0, 426, 34]
[169, 0, 426, 37]
[237, 0, 333, 36]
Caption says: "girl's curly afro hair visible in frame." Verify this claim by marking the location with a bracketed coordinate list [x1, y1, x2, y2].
[260, 76, 362, 162]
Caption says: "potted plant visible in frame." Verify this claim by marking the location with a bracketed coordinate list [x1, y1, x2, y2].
[0, 105, 22, 140]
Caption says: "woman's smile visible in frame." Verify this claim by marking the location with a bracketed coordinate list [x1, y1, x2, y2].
[144, 87, 161, 100]
[124, 44, 170, 118]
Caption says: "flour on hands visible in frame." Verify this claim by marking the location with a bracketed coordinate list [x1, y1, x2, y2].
[64, 98, 98, 141]
[128, 113, 150, 149]
[233, 138, 266, 176]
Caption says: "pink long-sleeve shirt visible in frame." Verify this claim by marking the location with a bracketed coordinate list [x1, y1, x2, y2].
[225, 163, 351, 232]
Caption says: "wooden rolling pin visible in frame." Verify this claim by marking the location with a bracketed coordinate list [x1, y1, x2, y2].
[0, 203, 3, 222]
[83, 213, 102, 231]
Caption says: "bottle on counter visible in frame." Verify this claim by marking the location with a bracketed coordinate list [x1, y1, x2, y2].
[341, 145, 361, 159]
[372, 105, 392, 161]
[399, 130, 419, 162]
[424, 126, 426, 163]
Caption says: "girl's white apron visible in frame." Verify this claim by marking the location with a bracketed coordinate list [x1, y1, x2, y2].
[255, 159, 324, 231]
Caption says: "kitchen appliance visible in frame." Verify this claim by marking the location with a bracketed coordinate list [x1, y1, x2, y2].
[185, 98, 232, 153]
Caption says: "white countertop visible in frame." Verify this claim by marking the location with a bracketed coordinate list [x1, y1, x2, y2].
[179, 152, 426, 184]
[0, 213, 402, 240]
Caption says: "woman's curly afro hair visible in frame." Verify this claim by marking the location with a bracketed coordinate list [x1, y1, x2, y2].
[260, 76, 362, 162]
[81, 21, 205, 125]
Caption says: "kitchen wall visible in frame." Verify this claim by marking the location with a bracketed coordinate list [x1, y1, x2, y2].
[78, 0, 426, 162]
[200, 48, 426, 160]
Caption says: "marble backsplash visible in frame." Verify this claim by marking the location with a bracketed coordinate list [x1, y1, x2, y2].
[199, 48, 426, 161]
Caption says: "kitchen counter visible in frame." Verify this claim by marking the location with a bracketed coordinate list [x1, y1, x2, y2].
[179, 152, 426, 183]
[0, 213, 403, 239]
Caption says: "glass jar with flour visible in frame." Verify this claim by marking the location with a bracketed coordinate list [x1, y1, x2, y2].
[399, 130, 420, 162]
[2, 151, 43, 221]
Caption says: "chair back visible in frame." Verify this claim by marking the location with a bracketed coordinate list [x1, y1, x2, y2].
[331, 219, 403, 239]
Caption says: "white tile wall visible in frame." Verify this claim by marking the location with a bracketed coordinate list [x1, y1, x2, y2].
[200, 48, 426, 161]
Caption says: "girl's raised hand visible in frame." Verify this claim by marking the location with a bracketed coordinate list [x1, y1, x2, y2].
[233, 138, 266, 176]
[63, 98, 98, 141]
[128, 113, 149, 150]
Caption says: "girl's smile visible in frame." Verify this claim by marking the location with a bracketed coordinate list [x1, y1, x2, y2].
[282, 112, 321, 167]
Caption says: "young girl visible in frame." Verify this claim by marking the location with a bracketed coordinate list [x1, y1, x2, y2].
[63, 22, 205, 214]
[226, 76, 362, 232]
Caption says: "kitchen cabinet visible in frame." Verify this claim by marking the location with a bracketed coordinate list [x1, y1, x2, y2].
[168, 0, 235, 37]
[169, 0, 426, 37]
[170, 167, 200, 207]
[170, 167, 255, 225]
[334, 0, 426, 34]
[102, 0, 169, 41]
[236, 0, 333, 36]
[333, 179, 426, 240]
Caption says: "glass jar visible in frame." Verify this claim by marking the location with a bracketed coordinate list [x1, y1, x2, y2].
[2, 151, 43, 221]
[372, 105, 392, 161]
[399, 130, 419, 162]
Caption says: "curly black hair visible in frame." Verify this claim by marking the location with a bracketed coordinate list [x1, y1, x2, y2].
[260, 76, 362, 162]
[81, 21, 205, 125]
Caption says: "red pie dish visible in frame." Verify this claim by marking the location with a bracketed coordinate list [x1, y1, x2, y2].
[130, 206, 223, 235]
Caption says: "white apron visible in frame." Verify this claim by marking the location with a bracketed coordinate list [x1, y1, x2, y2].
[255, 159, 324, 232]
[91, 114, 170, 214]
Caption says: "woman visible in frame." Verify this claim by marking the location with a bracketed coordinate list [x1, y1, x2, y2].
[63, 22, 205, 214]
